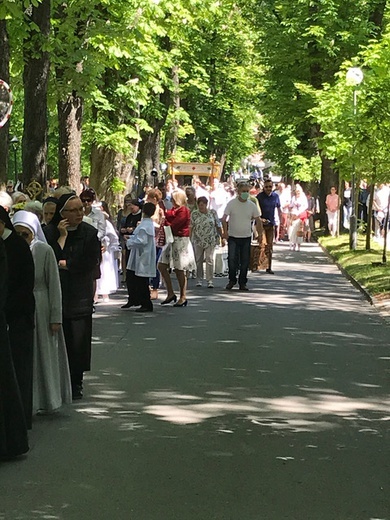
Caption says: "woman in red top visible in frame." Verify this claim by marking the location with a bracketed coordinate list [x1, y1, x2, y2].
[158, 189, 196, 307]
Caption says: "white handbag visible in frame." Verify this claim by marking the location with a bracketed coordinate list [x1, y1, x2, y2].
[164, 225, 174, 244]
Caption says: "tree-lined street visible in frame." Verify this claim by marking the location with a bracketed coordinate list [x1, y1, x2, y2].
[1, 243, 389, 520]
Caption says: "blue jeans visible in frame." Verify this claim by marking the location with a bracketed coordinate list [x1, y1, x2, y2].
[227, 236, 251, 286]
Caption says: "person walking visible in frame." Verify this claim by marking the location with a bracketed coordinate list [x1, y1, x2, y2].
[0, 236, 29, 460]
[190, 196, 224, 288]
[256, 179, 281, 274]
[158, 189, 196, 307]
[325, 186, 340, 237]
[125, 203, 157, 313]
[43, 194, 101, 400]
[12, 210, 72, 414]
[222, 181, 263, 291]
[288, 185, 308, 251]
[0, 206, 35, 429]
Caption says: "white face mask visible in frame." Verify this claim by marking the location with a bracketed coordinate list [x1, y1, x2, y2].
[240, 192, 249, 201]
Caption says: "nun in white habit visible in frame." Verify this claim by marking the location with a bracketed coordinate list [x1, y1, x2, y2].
[12, 210, 72, 414]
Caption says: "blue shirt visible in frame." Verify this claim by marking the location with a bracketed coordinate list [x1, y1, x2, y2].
[256, 191, 280, 225]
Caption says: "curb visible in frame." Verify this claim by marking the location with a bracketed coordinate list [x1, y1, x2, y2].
[319, 242, 390, 323]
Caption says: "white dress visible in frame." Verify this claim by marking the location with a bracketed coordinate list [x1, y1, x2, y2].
[97, 220, 120, 296]
[31, 240, 72, 413]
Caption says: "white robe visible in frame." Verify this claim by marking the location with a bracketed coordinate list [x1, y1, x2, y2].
[97, 220, 120, 295]
[126, 218, 156, 278]
[31, 240, 72, 413]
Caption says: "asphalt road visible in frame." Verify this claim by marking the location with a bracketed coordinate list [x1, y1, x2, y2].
[1, 242, 389, 520]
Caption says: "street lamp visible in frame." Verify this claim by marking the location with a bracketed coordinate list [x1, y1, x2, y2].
[346, 67, 363, 250]
[150, 167, 158, 187]
[10, 135, 19, 183]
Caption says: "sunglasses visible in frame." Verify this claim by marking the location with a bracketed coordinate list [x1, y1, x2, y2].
[81, 198, 92, 203]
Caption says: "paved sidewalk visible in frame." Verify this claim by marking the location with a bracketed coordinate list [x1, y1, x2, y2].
[1, 242, 389, 520]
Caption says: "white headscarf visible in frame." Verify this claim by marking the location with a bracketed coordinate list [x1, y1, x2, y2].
[12, 210, 47, 244]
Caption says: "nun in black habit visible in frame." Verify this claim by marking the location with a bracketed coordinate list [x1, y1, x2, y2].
[43, 194, 101, 400]
[0, 205, 35, 430]
[0, 236, 29, 460]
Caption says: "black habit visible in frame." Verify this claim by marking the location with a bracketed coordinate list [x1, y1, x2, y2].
[0, 207, 35, 429]
[0, 236, 29, 459]
[44, 198, 101, 394]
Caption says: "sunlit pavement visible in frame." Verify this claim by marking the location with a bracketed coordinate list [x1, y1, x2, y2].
[1, 242, 389, 520]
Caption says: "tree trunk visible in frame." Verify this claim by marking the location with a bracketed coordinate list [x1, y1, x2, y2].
[366, 182, 375, 251]
[0, 20, 10, 184]
[90, 144, 138, 208]
[369, 1, 387, 34]
[22, 0, 50, 191]
[163, 66, 180, 159]
[138, 89, 171, 187]
[138, 127, 161, 187]
[319, 155, 338, 227]
[57, 92, 83, 192]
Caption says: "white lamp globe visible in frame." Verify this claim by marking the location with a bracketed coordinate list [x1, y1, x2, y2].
[346, 67, 364, 86]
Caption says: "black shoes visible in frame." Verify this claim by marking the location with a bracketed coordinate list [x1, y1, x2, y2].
[225, 281, 235, 290]
[161, 295, 177, 305]
[239, 285, 249, 291]
[72, 384, 83, 400]
[135, 306, 153, 312]
[266, 268, 275, 275]
[173, 300, 188, 307]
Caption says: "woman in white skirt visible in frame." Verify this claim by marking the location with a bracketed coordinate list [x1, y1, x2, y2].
[158, 189, 196, 307]
[12, 210, 72, 413]
[288, 185, 308, 251]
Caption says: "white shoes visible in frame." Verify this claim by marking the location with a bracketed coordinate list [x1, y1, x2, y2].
[207, 281, 214, 288]
[196, 281, 202, 287]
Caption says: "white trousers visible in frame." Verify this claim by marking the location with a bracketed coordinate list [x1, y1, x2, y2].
[193, 244, 215, 282]
[327, 210, 339, 236]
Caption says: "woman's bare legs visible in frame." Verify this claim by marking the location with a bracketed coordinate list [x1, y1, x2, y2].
[175, 269, 187, 302]
[158, 262, 175, 298]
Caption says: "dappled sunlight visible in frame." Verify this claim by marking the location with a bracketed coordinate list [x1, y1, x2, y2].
[143, 389, 390, 431]
[72, 370, 390, 437]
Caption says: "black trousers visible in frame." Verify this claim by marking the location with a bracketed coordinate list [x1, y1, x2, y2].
[63, 315, 93, 388]
[126, 270, 153, 310]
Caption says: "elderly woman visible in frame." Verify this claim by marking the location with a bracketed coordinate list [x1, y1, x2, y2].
[190, 196, 223, 288]
[158, 189, 196, 307]
[185, 186, 197, 212]
[43, 194, 101, 400]
[0, 236, 29, 459]
[0, 206, 35, 429]
[12, 211, 72, 413]
[42, 197, 58, 226]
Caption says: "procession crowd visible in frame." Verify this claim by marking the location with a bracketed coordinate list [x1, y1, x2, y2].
[1, 174, 388, 461]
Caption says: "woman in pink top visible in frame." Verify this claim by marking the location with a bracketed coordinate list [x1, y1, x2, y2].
[325, 186, 340, 237]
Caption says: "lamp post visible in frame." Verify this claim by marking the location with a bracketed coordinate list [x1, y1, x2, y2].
[346, 67, 364, 250]
[151, 167, 158, 185]
[10, 135, 19, 184]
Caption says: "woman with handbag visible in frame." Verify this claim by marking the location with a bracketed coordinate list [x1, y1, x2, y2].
[158, 189, 196, 307]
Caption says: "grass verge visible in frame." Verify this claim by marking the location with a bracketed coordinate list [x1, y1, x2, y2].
[318, 234, 390, 299]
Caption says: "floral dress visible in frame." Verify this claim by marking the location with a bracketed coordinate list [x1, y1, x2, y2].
[191, 209, 220, 249]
